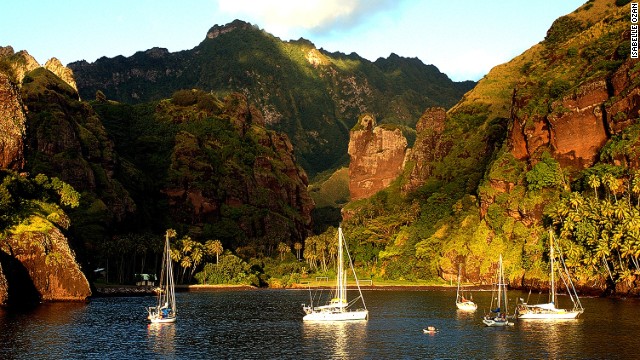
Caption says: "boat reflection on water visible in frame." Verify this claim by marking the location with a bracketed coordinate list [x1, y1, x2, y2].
[517, 318, 580, 358]
[147, 322, 176, 355]
[455, 308, 476, 321]
[302, 320, 367, 358]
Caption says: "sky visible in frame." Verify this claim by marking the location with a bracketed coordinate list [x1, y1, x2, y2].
[1, 0, 586, 81]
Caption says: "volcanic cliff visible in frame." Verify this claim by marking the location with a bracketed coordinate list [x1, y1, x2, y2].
[348, 114, 407, 201]
[0, 52, 91, 305]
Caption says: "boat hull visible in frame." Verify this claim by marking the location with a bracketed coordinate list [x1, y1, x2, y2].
[482, 317, 513, 327]
[517, 310, 581, 320]
[149, 315, 177, 323]
[456, 301, 477, 311]
[303, 310, 368, 321]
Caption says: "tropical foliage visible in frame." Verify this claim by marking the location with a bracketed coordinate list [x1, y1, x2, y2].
[0, 170, 80, 265]
[548, 168, 640, 290]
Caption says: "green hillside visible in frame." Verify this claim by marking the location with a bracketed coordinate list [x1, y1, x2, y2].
[335, 0, 640, 295]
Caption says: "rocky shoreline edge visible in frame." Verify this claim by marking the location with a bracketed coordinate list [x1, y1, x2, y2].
[92, 284, 257, 297]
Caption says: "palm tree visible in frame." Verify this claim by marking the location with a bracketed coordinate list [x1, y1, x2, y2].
[587, 174, 600, 199]
[602, 173, 619, 202]
[190, 243, 204, 280]
[303, 236, 318, 270]
[631, 171, 640, 207]
[294, 242, 302, 260]
[166, 228, 177, 240]
[277, 242, 290, 261]
[206, 240, 223, 265]
[316, 237, 327, 272]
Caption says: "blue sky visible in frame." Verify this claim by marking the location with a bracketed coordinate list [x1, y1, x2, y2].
[1, 0, 585, 81]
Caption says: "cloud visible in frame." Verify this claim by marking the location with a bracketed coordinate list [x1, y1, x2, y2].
[216, 0, 400, 38]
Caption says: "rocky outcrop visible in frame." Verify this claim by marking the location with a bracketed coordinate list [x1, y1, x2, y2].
[44, 57, 78, 93]
[0, 72, 26, 170]
[509, 57, 640, 170]
[206, 19, 255, 39]
[348, 114, 407, 200]
[402, 107, 451, 193]
[0, 224, 91, 305]
[510, 80, 606, 169]
[0, 47, 40, 84]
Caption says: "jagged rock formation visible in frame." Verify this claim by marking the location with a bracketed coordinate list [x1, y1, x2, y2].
[402, 107, 451, 193]
[0, 72, 26, 170]
[0, 46, 40, 84]
[348, 114, 407, 200]
[44, 57, 78, 93]
[0, 46, 78, 92]
[1, 225, 91, 304]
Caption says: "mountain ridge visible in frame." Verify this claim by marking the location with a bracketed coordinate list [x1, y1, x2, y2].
[68, 19, 474, 176]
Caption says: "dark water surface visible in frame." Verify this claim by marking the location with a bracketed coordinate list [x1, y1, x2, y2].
[1, 289, 638, 359]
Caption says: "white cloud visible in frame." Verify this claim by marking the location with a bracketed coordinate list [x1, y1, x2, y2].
[216, 0, 399, 38]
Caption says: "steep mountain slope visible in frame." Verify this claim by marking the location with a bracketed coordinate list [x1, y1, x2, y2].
[342, 0, 640, 294]
[69, 20, 474, 176]
[0, 54, 91, 304]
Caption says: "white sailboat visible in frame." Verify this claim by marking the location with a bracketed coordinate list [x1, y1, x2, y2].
[482, 254, 513, 327]
[147, 230, 177, 323]
[303, 227, 368, 321]
[516, 229, 584, 320]
[455, 264, 477, 311]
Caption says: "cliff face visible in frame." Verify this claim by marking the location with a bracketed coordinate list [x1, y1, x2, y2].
[163, 93, 314, 247]
[21, 68, 136, 225]
[1, 225, 91, 304]
[509, 57, 639, 169]
[348, 114, 407, 200]
[0, 72, 26, 170]
[402, 107, 451, 193]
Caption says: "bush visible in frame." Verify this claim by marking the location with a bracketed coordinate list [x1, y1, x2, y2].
[549, 80, 571, 99]
[525, 154, 564, 191]
[544, 16, 584, 45]
[194, 254, 260, 286]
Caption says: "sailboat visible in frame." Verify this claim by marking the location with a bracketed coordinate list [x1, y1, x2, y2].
[455, 264, 477, 311]
[482, 254, 513, 327]
[303, 227, 368, 321]
[516, 229, 584, 320]
[147, 230, 177, 323]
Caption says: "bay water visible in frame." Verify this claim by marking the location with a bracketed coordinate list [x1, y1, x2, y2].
[1, 289, 638, 359]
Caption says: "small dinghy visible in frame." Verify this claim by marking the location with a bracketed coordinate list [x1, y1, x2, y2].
[423, 326, 438, 334]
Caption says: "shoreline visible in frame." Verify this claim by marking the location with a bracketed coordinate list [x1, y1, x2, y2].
[91, 283, 490, 297]
[91, 283, 623, 298]
[92, 284, 257, 297]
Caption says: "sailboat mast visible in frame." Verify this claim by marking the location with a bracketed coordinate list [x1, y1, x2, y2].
[457, 264, 461, 301]
[498, 255, 503, 310]
[167, 234, 176, 313]
[337, 227, 345, 303]
[550, 229, 555, 305]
